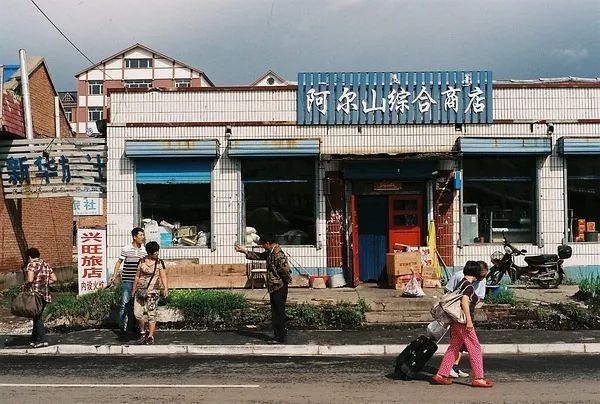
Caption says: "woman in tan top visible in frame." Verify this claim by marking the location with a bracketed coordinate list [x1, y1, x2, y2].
[131, 241, 168, 345]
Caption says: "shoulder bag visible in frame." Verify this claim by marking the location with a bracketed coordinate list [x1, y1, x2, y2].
[135, 260, 158, 300]
[11, 285, 43, 318]
[431, 283, 469, 324]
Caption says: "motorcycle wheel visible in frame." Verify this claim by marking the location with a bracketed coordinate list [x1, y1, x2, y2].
[486, 268, 504, 286]
[538, 272, 564, 289]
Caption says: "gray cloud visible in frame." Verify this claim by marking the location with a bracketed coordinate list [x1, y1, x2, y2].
[1, 0, 599, 89]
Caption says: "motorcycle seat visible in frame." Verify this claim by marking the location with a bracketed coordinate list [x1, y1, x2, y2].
[524, 254, 559, 266]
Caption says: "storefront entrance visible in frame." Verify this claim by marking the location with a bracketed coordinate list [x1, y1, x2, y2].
[354, 193, 424, 282]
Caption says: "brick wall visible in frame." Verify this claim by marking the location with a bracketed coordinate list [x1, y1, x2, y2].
[1, 188, 73, 271]
[77, 198, 107, 229]
[434, 171, 454, 267]
[28, 65, 72, 138]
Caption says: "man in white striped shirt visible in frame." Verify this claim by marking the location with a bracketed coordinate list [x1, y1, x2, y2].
[109, 227, 146, 339]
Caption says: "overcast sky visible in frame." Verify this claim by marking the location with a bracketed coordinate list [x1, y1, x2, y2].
[1, 0, 599, 90]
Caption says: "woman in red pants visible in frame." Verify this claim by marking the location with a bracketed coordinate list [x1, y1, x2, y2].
[432, 260, 494, 388]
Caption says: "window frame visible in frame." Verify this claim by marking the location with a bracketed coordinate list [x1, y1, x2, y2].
[240, 158, 318, 247]
[88, 80, 103, 95]
[565, 156, 600, 243]
[124, 79, 152, 89]
[125, 58, 153, 69]
[88, 107, 103, 121]
[460, 156, 538, 246]
[175, 79, 191, 88]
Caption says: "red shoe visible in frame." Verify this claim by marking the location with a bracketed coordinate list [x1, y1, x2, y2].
[472, 378, 494, 388]
[432, 374, 453, 385]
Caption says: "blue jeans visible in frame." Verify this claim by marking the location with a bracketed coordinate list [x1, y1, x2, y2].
[119, 282, 134, 331]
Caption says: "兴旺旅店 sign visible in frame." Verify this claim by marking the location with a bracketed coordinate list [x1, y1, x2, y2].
[297, 71, 492, 125]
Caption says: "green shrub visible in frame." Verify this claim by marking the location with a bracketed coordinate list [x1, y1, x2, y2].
[44, 285, 120, 324]
[287, 300, 368, 329]
[577, 274, 600, 300]
[484, 287, 516, 305]
[50, 280, 78, 293]
[166, 289, 249, 327]
[1, 286, 21, 298]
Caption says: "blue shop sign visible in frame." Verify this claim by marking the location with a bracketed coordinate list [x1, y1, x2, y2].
[297, 71, 492, 125]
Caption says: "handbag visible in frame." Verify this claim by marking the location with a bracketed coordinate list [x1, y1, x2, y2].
[431, 284, 468, 324]
[135, 260, 159, 300]
[11, 289, 43, 318]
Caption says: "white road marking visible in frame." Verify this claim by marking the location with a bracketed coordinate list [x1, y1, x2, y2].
[0, 383, 259, 388]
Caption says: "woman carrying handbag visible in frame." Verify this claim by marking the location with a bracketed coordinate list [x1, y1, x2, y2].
[131, 241, 169, 345]
[432, 260, 494, 388]
[24, 248, 57, 348]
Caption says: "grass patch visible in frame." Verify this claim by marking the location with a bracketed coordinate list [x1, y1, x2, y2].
[484, 287, 517, 305]
[166, 289, 250, 328]
[288, 299, 369, 329]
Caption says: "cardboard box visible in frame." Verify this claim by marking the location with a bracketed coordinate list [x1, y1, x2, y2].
[587, 222, 596, 232]
[386, 252, 422, 276]
[421, 265, 439, 279]
[390, 274, 422, 290]
[423, 277, 443, 288]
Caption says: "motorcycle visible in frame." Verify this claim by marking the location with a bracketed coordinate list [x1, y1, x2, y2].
[486, 235, 572, 288]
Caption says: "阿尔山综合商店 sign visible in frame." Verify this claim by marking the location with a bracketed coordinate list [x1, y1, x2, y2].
[0, 138, 106, 199]
[297, 71, 492, 125]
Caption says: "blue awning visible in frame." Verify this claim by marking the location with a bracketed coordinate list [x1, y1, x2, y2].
[557, 137, 600, 155]
[125, 140, 219, 158]
[343, 160, 437, 180]
[135, 159, 212, 184]
[458, 137, 552, 155]
[228, 139, 320, 157]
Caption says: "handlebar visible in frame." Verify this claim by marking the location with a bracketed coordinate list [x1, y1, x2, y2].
[502, 233, 527, 255]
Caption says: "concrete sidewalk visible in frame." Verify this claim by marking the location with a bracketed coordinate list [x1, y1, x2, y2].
[2, 328, 600, 356]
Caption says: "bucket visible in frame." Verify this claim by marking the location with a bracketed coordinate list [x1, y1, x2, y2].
[309, 275, 329, 289]
[329, 273, 346, 288]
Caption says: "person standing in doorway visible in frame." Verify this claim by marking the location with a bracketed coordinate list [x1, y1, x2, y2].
[24, 248, 57, 348]
[235, 235, 291, 343]
[109, 227, 146, 339]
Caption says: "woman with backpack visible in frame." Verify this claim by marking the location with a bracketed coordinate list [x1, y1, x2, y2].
[24, 248, 57, 348]
[432, 260, 494, 388]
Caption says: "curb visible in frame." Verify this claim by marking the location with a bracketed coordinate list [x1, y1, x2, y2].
[1, 343, 599, 356]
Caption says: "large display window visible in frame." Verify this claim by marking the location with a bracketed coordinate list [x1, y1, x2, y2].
[242, 158, 316, 245]
[462, 156, 536, 244]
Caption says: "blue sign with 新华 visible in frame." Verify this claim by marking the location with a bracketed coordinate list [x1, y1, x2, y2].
[297, 71, 492, 125]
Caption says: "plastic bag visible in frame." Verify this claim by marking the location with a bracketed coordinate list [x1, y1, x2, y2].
[402, 275, 426, 297]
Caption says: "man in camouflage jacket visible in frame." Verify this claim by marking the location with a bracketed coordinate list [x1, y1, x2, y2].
[235, 234, 291, 343]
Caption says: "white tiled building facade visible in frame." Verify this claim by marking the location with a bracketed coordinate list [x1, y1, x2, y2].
[107, 79, 600, 285]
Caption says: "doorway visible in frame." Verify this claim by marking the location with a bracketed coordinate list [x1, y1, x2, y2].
[356, 196, 388, 282]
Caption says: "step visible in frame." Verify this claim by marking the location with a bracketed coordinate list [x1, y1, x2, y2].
[365, 311, 433, 324]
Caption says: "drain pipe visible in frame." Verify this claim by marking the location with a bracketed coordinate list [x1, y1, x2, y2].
[54, 96, 61, 138]
[19, 49, 34, 139]
[0, 65, 4, 124]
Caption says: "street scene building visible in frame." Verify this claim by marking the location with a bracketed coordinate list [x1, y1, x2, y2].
[106, 71, 600, 288]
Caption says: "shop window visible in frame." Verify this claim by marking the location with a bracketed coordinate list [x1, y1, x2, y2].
[137, 184, 211, 248]
[462, 157, 536, 244]
[567, 157, 600, 242]
[242, 158, 316, 246]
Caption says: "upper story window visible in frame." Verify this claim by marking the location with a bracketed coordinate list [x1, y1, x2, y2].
[125, 58, 153, 69]
[175, 79, 191, 88]
[64, 109, 73, 122]
[88, 81, 103, 95]
[88, 107, 103, 121]
[124, 79, 152, 89]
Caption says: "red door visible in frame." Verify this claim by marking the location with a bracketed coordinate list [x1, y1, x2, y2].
[388, 195, 423, 252]
[350, 194, 360, 287]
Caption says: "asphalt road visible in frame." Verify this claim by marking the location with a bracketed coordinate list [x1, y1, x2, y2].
[0, 354, 598, 403]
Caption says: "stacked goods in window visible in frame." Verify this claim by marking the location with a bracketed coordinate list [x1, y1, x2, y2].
[575, 219, 586, 242]
[585, 221, 598, 242]
[386, 251, 422, 290]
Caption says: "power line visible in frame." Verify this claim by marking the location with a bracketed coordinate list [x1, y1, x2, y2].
[28, 0, 95, 66]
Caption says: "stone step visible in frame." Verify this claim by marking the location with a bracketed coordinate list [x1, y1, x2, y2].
[369, 299, 437, 311]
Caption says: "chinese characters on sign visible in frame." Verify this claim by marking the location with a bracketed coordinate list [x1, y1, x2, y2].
[73, 197, 103, 216]
[0, 138, 107, 199]
[297, 71, 493, 125]
[77, 229, 107, 295]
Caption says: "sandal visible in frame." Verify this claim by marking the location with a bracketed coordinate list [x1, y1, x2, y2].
[432, 374, 453, 385]
[472, 378, 494, 388]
